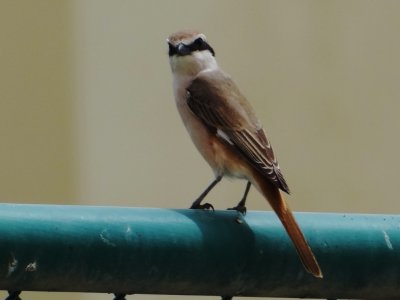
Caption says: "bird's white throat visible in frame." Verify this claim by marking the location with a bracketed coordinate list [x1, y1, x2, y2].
[169, 50, 218, 78]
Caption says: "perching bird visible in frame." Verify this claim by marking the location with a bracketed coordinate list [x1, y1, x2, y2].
[167, 30, 322, 278]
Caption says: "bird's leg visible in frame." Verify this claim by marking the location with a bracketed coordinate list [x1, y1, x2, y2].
[228, 181, 251, 214]
[190, 176, 222, 210]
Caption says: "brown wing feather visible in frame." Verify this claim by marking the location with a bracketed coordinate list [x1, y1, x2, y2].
[187, 70, 290, 193]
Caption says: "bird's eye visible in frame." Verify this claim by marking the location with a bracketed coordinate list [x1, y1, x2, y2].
[190, 38, 207, 52]
[193, 37, 205, 48]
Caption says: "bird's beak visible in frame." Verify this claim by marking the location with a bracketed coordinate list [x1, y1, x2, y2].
[176, 43, 191, 56]
[168, 42, 191, 56]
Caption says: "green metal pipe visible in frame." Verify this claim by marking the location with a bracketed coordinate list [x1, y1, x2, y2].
[0, 204, 399, 299]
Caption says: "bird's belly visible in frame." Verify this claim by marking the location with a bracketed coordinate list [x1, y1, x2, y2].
[177, 102, 250, 180]
[177, 102, 219, 167]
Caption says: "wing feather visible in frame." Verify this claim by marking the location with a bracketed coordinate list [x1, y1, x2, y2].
[187, 70, 290, 193]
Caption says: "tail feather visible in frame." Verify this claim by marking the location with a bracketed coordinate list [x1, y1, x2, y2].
[252, 172, 323, 278]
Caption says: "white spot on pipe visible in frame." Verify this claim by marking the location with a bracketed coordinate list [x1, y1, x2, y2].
[100, 229, 116, 247]
[25, 261, 37, 272]
[7, 254, 18, 277]
[383, 230, 394, 250]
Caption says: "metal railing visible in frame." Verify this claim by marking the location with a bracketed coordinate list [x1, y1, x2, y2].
[0, 204, 398, 299]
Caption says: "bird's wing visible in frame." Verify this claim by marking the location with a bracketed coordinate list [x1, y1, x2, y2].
[187, 70, 290, 193]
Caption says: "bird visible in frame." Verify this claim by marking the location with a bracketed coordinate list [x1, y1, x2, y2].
[167, 29, 322, 278]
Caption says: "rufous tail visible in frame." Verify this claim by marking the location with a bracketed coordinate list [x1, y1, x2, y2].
[252, 172, 323, 278]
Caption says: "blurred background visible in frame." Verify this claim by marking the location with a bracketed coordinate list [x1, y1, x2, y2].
[0, 1, 399, 300]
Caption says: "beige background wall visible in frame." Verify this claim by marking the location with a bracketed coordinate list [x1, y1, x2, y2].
[1, 1, 399, 300]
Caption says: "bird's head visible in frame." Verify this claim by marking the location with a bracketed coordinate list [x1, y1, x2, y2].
[167, 30, 217, 76]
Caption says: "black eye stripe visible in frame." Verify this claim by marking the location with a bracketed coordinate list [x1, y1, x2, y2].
[168, 43, 178, 56]
[188, 38, 215, 56]
[191, 38, 205, 49]
[168, 39, 215, 57]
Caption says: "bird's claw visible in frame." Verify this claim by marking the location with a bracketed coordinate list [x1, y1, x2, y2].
[228, 205, 247, 215]
[190, 202, 214, 211]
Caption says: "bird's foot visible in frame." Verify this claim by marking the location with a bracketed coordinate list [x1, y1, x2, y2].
[190, 202, 214, 211]
[228, 204, 247, 215]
